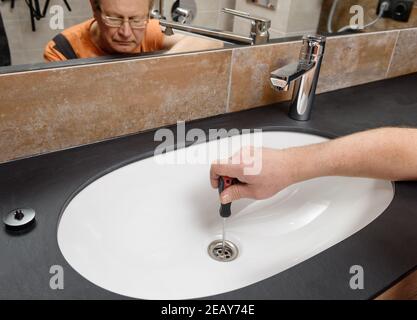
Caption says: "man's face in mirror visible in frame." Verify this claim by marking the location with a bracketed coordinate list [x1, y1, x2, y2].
[91, 0, 151, 54]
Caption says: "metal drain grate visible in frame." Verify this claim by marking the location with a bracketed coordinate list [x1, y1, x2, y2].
[208, 240, 239, 262]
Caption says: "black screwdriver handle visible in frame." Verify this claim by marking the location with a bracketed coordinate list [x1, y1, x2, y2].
[218, 176, 238, 218]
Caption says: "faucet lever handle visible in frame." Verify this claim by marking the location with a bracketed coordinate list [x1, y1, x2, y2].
[221, 8, 271, 26]
[222, 8, 270, 44]
[270, 62, 315, 92]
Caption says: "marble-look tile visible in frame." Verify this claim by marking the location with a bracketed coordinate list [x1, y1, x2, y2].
[387, 28, 417, 79]
[228, 42, 300, 112]
[0, 50, 232, 163]
[2, 28, 415, 165]
[317, 31, 398, 93]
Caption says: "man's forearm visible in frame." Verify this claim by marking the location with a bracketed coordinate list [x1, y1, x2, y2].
[166, 36, 224, 54]
[291, 127, 417, 182]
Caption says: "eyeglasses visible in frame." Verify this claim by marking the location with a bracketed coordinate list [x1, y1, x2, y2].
[101, 13, 149, 29]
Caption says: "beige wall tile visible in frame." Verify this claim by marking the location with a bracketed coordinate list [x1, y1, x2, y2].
[387, 28, 417, 79]
[317, 31, 398, 93]
[228, 42, 300, 112]
[1, 28, 416, 165]
[0, 50, 232, 163]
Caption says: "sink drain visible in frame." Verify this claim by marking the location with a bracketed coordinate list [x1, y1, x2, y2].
[208, 240, 239, 262]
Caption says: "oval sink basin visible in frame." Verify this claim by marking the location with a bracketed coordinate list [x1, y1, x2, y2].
[57, 131, 394, 299]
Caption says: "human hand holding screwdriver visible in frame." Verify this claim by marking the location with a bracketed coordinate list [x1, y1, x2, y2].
[211, 146, 306, 204]
[211, 128, 417, 204]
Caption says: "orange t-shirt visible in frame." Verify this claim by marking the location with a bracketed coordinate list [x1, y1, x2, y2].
[44, 18, 164, 62]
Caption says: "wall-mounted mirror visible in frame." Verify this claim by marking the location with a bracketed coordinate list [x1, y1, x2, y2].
[0, 0, 416, 74]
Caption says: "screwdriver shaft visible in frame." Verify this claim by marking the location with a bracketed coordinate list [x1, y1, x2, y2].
[222, 218, 226, 255]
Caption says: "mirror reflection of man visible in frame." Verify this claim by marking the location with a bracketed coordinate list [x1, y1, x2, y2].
[0, 9, 11, 66]
[44, 0, 223, 62]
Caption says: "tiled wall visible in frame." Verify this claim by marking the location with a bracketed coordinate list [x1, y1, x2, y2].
[1, 27, 417, 164]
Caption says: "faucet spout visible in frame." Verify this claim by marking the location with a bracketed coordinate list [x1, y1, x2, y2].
[158, 8, 270, 45]
[270, 61, 316, 91]
[270, 35, 326, 121]
[159, 20, 253, 44]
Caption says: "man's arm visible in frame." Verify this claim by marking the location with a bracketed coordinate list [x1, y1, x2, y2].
[44, 40, 67, 62]
[211, 127, 417, 204]
[300, 127, 417, 181]
[162, 33, 224, 54]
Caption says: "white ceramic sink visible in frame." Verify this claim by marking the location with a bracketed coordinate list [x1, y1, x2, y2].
[57, 131, 394, 299]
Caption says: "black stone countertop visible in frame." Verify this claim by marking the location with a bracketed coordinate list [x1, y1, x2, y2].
[1, 73, 417, 300]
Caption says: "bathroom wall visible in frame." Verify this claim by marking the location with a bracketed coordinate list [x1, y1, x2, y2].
[0, 0, 92, 65]
[0, 27, 417, 164]
[234, 0, 323, 38]
[318, 0, 417, 34]
[178, 0, 236, 31]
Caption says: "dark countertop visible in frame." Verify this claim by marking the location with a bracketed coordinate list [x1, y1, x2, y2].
[1, 73, 417, 300]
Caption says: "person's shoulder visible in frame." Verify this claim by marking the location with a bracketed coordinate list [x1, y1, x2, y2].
[143, 19, 164, 51]
[147, 19, 161, 29]
[45, 18, 95, 61]
[60, 18, 95, 42]
[44, 39, 66, 62]
[145, 19, 163, 38]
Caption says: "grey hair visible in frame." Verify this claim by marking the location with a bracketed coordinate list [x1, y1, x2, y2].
[93, 0, 155, 11]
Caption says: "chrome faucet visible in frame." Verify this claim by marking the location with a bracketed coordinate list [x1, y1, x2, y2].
[221, 8, 271, 45]
[270, 35, 326, 121]
[172, 7, 193, 24]
[159, 8, 270, 45]
[159, 20, 253, 44]
[150, 0, 165, 19]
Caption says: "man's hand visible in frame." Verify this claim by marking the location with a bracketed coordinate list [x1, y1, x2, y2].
[210, 147, 303, 204]
[210, 128, 417, 204]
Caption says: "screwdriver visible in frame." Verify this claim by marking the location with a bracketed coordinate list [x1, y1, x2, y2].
[218, 176, 238, 255]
